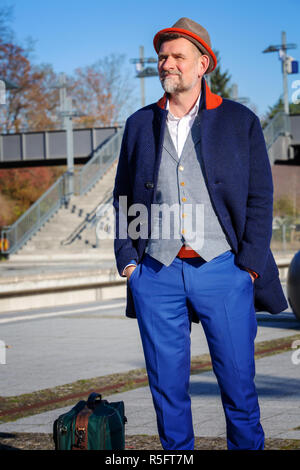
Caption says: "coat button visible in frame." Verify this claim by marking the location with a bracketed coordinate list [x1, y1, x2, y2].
[145, 182, 154, 189]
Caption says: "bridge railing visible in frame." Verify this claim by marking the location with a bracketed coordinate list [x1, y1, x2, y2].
[0, 127, 124, 255]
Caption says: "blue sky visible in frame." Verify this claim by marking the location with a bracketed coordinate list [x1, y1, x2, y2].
[4, 0, 300, 118]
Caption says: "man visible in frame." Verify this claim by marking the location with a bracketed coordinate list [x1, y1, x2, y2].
[113, 18, 288, 450]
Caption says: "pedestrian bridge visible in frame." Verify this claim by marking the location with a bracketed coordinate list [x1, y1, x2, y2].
[0, 126, 120, 167]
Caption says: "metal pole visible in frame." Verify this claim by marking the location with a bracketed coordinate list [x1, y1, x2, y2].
[58, 74, 74, 196]
[282, 31, 289, 115]
[65, 105, 74, 195]
[140, 46, 145, 107]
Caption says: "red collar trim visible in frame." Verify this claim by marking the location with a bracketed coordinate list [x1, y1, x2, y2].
[157, 94, 167, 110]
[204, 80, 223, 110]
[156, 81, 222, 110]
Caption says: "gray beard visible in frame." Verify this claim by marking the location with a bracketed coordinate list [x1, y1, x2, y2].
[160, 75, 184, 94]
[160, 73, 199, 94]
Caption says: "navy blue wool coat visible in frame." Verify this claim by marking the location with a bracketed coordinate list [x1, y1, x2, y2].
[113, 77, 288, 321]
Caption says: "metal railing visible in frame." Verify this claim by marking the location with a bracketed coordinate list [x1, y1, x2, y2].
[263, 112, 291, 151]
[0, 127, 124, 255]
[0, 173, 69, 255]
[74, 127, 124, 196]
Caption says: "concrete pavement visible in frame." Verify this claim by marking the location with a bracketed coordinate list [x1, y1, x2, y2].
[1, 349, 300, 441]
[0, 282, 300, 442]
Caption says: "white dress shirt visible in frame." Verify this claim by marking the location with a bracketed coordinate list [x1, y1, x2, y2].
[166, 92, 201, 158]
[122, 92, 201, 276]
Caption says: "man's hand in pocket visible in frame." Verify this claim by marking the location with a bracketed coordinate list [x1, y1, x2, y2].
[125, 265, 137, 281]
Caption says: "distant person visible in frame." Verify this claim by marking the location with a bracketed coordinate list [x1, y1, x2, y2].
[113, 17, 288, 450]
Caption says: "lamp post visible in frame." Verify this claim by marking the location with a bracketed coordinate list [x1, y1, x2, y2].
[131, 47, 158, 107]
[58, 74, 75, 195]
[54, 73, 84, 197]
[262, 32, 297, 115]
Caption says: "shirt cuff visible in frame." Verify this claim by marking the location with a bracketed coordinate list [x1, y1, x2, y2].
[121, 260, 137, 277]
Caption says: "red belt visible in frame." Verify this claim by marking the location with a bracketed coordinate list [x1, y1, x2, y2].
[176, 245, 202, 259]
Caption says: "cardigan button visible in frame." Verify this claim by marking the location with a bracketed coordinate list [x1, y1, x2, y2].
[145, 182, 154, 189]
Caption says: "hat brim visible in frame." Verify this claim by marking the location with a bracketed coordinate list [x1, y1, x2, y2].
[153, 27, 217, 73]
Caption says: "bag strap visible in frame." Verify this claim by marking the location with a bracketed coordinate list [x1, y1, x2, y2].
[72, 405, 93, 450]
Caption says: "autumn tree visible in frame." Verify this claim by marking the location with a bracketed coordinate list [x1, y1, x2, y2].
[0, 5, 62, 132]
[71, 54, 134, 127]
[0, 47, 134, 132]
[22, 63, 62, 131]
[0, 191, 15, 227]
[0, 4, 133, 132]
[0, 166, 66, 227]
[0, 41, 63, 133]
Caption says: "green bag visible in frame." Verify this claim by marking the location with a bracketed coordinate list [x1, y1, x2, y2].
[53, 392, 127, 450]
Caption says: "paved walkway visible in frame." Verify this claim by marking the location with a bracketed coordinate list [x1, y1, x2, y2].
[0, 281, 300, 441]
[1, 350, 300, 440]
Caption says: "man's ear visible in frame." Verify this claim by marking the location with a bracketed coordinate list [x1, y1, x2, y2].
[198, 54, 210, 76]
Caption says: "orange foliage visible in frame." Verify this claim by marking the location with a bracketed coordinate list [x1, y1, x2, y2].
[0, 42, 60, 133]
[0, 38, 132, 132]
[0, 192, 15, 227]
[0, 166, 65, 227]
[72, 65, 115, 127]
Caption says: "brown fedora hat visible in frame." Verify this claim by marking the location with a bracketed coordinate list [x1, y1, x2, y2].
[153, 17, 217, 73]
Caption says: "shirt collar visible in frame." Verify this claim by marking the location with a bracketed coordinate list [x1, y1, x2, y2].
[166, 92, 201, 120]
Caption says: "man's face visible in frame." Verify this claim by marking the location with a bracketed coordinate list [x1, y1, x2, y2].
[158, 37, 206, 95]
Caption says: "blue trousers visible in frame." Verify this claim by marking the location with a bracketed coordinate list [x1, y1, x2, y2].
[129, 250, 264, 450]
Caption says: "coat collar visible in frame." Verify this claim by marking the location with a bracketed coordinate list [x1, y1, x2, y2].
[156, 76, 222, 111]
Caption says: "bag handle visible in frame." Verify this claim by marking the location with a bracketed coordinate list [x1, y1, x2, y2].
[87, 392, 102, 410]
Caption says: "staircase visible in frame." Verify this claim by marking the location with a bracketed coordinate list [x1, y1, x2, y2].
[8, 160, 117, 262]
[1, 127, 124, 261]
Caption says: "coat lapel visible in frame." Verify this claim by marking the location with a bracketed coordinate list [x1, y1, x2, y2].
[150, 105, 168, 203]
[192, 77, 223, 184]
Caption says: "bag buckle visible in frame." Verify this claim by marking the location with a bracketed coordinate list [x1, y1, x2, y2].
[74, 427, 86, 449]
